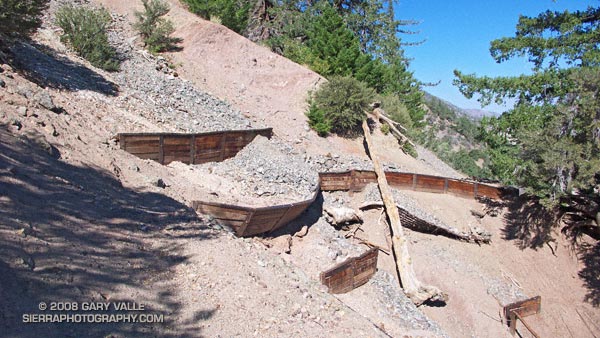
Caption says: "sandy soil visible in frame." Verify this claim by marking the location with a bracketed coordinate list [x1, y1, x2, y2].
[0, 1, 598, 337]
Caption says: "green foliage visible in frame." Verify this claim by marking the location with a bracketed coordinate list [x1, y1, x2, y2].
[55, 5, 119, 71]
[309, 76, 374, 137]
[265, 0, 425, 124]
[134, 0, 181, 53]
[454, 6, 600, 202]
[182, 0, 252, 33]
[0, 0, 48, 37]
[402, 142, 418, 158]
[380, 94, 413, 129]
[306, 103, 331, 136]
[380, 123, 390, 135]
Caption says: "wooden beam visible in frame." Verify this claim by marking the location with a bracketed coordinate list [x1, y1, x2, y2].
[362, 119, 447, 305]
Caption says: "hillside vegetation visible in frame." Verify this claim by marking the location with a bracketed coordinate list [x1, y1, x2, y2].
[181, 0, 425, 133]
[417, 92, 493, 179]
[455, 6, 600, 239]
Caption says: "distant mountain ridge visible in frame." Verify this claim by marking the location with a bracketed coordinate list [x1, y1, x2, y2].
[423, 92, 496, 120]
[416, 91, 493, 178]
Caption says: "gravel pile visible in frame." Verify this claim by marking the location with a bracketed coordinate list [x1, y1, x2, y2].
[364, 184, 456, 232]
[486, 277, 528, 306]
[42, 1, 258, 133]
[415, 145, 464, 179]
[306, 153, 408, 173]
[200, 136, 319, 201]
[110, 41, 257, 133]
[370, 271, 448, 336]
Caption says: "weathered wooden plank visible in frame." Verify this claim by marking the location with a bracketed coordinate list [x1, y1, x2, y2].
[415, 175, 446, 192]
[277, 203, 311, 226]
[195, 135, 223, 149]
[476, 184, 502, 199]
[162, 144, 192, 152]
[123, 139, 161, 147]
[320, 248, 378, 294]
[243, 220, 278, 237]
[503, 296, 541, 319]
[250, 211, 288, 222]
[193, 204, 250, 221]
[163, 136, 191, 146]
[123, 144, 160, 153]
[387, 173, 414, 188]
[447, 179, 475, 197]
[194, 155, 222, 163]
[120, 135, 161, 143]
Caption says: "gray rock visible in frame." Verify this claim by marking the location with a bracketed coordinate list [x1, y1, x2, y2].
[0, 78, 5, 87]
[10, 119, 22, 130]
[17, 85, 34, 99]
[156, 178, 167, 189]
[17, 106, 27, 117]
[33, 90, 56, 111]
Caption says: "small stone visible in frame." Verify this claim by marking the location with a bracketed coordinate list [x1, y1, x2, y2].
[0, 78, 5, 87]
[17, 106, 27, 117]
[33, 90, 56, 111]
[156, 178, 167, 188]
[10, 119, 22, 130]
[294, 225, 309, 238]
[257, 260, 266, 267]
[44, 124, 58, 137]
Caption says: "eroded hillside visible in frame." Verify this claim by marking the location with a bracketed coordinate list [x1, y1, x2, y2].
[0, 1, 598, 337]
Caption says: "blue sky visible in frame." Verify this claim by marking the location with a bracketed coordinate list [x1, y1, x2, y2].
[395, 0, 596, 113]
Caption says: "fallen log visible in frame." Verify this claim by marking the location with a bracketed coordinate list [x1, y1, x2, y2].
[362, 119, 447, 305]
[374, 109, 416, 148]
[360, 201, 491, 243]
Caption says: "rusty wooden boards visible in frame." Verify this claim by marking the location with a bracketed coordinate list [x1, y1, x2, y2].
[504, 296, 541, 323]
[118, 128, 273, 165]
[320, 248, 379, 294]
[504, 296, 541, 337]
[191, 187, 319, 237]
[319, 170, 507, 200]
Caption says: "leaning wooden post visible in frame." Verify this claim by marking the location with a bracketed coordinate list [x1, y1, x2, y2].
[362, 119, 447, 305]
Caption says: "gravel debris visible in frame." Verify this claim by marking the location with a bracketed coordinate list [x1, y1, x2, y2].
[370, 271, 448, 336]
[198, 136, 319, 202]
[306, 153, 409, 173]
[415, 145, 464, 179]
[364, 183, 457, 232]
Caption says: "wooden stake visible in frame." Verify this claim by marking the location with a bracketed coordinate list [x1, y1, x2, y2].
[362, 119, 447, 305]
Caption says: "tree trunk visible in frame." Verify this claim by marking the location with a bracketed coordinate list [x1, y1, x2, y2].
[362, 119, 447, 305]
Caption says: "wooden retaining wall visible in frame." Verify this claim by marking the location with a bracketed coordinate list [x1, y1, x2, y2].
[320, 248, 379, 294]
[191, 188, 320, 237]
[319, 170, 507, 200]
[118, 128, 273, 165]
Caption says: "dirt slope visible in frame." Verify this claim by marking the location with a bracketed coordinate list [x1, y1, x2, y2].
[1, 1, 598, 337]
[94, 0, 455, 178]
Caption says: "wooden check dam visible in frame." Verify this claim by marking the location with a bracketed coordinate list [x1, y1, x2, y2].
[118, 129, 515, 296]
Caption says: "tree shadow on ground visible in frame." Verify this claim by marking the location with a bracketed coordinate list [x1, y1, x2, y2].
[0, 127, 216, 337]
[481, 194, 600, 308]
[578, 241, 600, 307]
[481, 195, 557, 250]
[9, 41, 118, 96]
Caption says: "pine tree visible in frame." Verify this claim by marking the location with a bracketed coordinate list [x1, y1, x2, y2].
[454, 7, 600, 203]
